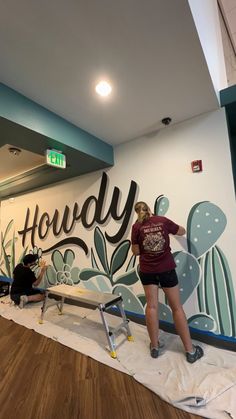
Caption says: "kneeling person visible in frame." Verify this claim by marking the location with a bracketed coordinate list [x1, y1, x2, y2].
[10, 254, 47, 308]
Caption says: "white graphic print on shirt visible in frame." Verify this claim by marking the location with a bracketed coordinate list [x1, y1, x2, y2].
[142, 225, 165, 253]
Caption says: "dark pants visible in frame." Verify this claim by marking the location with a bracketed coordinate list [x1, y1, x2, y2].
[10, 288, 44, 305]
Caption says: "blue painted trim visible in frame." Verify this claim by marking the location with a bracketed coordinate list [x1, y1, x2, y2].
[0, 275, 13, 284]
[159, 318, 236, 343]
[109, 306, 236, 342]
[188, 326, 236, 342]
[0, 83, 113, 165]
[123, 309, 145, 319]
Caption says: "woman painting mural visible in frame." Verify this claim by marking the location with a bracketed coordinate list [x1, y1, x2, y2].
[131, 201, 204, 362]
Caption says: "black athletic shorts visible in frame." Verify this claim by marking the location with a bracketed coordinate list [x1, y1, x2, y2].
[139, 269, 178, 288]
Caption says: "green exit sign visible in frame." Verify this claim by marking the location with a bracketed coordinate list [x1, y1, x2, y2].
[46, 149, 66, 169]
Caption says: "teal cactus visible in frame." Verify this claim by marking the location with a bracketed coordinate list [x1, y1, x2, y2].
[198, 246, 236, 336]
[126, 254, 136, 271]
[172, 251, 200, 305]
[112, 285, 144, 315]
[159, 302, 173, 322]
[46, 249, 80, 286]
[167, 250, 216, 329]
[0, 219, 28, 277]
[81, 276, 112, 293]
[154, 195, 169, 216]
[187, 314, 215, 331]
[187, 201, 227, 258]
[185, 201, 236, 337]
[137, 294, 146, 307]
[186, 200, 236, 337]
[79, 227, 142, 314]
[80, 227, 140, 287]
[138, 291, 214, 331]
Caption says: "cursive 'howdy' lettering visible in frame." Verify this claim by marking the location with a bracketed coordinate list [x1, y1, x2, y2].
[18, 172, 138, 252]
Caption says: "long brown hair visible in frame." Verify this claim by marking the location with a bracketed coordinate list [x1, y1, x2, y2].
[134, 201, 152, 223]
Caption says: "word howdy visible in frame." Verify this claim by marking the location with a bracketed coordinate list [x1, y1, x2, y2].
[18, 172, 138, 254]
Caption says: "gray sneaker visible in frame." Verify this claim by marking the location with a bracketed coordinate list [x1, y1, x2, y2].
[150, 343, 159, 358]
[19, 295, 28, 309]
[186, 345, 204, 363]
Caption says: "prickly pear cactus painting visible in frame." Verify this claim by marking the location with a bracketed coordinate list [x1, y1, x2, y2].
[187, 202, 227, 258]
[153, 198, 236, 337]
[154, 195, 169, 216]
[186, 201, 236, 336]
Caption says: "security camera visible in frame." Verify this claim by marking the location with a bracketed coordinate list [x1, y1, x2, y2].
[8, 147, 21, 156]
[161, 117, 172, 126]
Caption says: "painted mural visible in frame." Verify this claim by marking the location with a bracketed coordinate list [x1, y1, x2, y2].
[1, 174, 236, 339]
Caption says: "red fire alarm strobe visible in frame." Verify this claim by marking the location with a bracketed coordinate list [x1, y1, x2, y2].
[191, 160, 203, 173]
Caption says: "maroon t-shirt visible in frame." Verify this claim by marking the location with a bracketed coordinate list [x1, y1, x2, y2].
[131, 215, 179, 273]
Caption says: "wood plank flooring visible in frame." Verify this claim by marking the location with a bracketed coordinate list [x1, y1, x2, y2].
[0, 316, 203, 419]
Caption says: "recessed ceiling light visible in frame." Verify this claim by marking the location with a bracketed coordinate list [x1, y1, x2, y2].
[95, 81, 112, 97]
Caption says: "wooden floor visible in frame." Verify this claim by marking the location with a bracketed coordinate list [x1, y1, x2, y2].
[0, 316, 203, 419]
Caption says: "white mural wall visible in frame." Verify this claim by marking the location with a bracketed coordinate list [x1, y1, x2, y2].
[1, 108, 236, 339]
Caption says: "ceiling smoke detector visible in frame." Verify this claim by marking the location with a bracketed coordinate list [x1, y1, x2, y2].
[8, 147, 22, 156]
[161, 117, 172, 126]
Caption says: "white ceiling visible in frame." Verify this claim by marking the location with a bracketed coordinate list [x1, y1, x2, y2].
[0, 0, 219, 148]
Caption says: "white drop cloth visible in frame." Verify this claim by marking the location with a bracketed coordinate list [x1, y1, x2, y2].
[0, 296, 235, 419]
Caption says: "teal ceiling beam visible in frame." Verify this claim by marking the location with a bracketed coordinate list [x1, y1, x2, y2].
[0, 83, 114, 198]
[220, 85, 236, 108]
[0, 83, 113, 165]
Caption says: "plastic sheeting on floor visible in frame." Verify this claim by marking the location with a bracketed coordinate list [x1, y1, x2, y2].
[0, 296, 236, 419]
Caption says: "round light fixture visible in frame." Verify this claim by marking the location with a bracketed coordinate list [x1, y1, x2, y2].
[95, 81, 112, 97]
